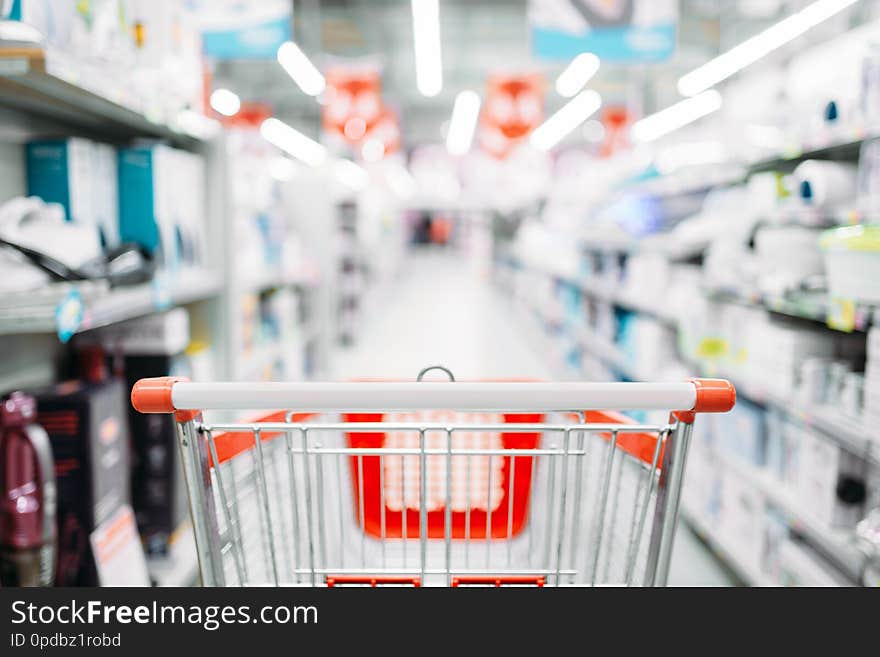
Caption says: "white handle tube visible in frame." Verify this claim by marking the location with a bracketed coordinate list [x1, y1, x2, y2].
[166, 381, 698, 412]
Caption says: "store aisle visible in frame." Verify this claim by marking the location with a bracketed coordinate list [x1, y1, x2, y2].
[332, 248, 552, 380]
[331, 249, 735, 586]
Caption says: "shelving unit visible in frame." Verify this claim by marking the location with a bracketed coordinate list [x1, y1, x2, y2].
[0, 269, 223, 336]
[0, 46, 217, 148]
[500, 253, 878, 586]
[747, 130, 875, 174]
[704, 287, 876, 333]
[0, 40, 229, 589]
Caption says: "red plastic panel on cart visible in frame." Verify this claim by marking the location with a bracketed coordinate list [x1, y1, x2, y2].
[344, 411, 543, 540]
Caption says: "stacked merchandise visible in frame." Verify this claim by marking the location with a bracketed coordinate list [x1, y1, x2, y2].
[77, 310, 202, 561]
[118, 143, 207, 271]
[1, 1, 205, 126]
[27, 347, 150, 586]
[238, 287, 303, 383]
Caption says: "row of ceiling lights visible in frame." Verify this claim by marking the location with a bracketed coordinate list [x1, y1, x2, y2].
[210, 0, 857, 176]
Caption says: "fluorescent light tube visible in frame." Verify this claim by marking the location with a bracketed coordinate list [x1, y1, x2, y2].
[412, 0, 442, 97]
[678, 0, 858, 96]
[630, 90, 722, 143]
[446, 90, 481, 156]
[277, 41, 326, 97]
[260, 118, 327, 167]
[209, 88, 240, 116]
[530, 89, 602, 151]
[555, 53, 600, 98]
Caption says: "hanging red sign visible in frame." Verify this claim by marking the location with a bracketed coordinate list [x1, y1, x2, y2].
[479, 73, 544, 159]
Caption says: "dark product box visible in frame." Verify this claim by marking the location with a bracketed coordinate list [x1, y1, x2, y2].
[122, 354, 190, 557]
[35, 379, 130, 586]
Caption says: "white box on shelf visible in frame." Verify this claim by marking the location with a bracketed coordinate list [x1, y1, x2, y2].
[796, 430, 867, 530]
[78, 308, 190, 355]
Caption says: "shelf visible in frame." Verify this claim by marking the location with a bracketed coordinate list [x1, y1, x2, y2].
[681, 505, 773, 586]
[704, 287, 875, 333]
[694, 361, 879, 464]
[701, 452, 867, 585]
[0, 46, 217, 148]
[618, 164, 746, 199]
[0, 270, 223, 337]
[747, 130, 875, 174]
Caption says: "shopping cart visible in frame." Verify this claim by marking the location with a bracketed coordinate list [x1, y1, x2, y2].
[131, 369, 735, 587]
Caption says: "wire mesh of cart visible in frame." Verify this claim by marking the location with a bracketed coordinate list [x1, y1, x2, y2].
[131, 368, 735, 587]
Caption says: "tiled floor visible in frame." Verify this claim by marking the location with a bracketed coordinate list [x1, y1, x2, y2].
[332, 249, 735, 586]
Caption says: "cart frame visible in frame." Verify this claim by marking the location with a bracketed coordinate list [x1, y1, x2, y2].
[132, 376, 735, 587]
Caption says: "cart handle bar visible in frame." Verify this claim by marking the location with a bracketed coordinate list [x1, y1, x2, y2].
[131, 378, 735, 416]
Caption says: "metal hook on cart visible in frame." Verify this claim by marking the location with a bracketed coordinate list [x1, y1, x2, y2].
[416, 365, 456, 382]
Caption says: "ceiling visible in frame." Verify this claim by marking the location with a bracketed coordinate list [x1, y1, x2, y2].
[211, 0, 870, 147]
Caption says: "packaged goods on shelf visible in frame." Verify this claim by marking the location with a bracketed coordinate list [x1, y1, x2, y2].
[25, 139, 94, 227]
[753, 225, 826, 297]
[618, 252, 670, 310]
[76, 308, 190, 356]
[717, 469, 766, 575]
[118, 144, 206, 270]
[32, 348, 137, 585]
[796, 430, 867, 530]
[746, 318, 836, 397]
[791, 160, 859, 215]
[709, 398, 767, 468]
[2, 0, 205, 122]
[24, 137, 121, 251]
[74, 309, 199, 556]
[785, 19, 880, 148]
[616, 313, 678, 379]
[820, 224, 880, 304]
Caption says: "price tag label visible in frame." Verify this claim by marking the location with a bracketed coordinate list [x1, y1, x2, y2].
[54, 289, 84, 343]
[827, 297, 856, 332]
[89, 505, 150, 586]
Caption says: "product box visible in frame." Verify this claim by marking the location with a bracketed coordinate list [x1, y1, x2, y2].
[121, 353, 191, 556]
[118, 145, 206, 270]
[25, 138, 120, 248]
[79, 311, 194, 556]
[78, 308, 190, 356]
[717, 470, 765, 574]
[25, 138, 94, 227]
[714, 397, 767, 468]
[796, 430, 867, 529]
[34, 378, 131, 585]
